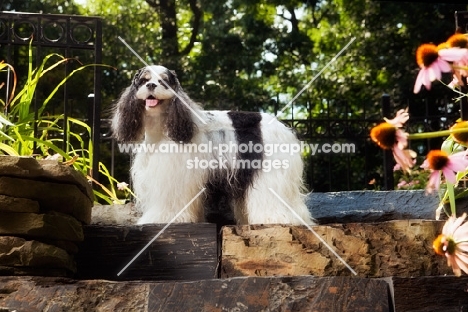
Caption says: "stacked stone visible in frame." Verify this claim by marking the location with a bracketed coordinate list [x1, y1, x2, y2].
[0, 156, 93, 277]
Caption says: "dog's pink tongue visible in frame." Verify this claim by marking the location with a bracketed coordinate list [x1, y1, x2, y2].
[146, 99, 159, 107]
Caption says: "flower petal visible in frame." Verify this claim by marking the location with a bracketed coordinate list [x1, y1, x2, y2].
[445, 213, 467, 235]
[436, 59, 452, 73]
[422, 69, 432, 90]
[439, 47, 468, 62]
[426, 171, 441, 193]
[392, 148, 415, 172]
[454, 253, 468, 275]
[414, 70, 425, 93]
[427, 66, 438, 81]
[442, 167, 457, 184]
[456, 242, 468, 253]
[454, 219, 468, 240]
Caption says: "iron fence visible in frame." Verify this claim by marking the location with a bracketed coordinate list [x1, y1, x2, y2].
[0, 11, 102, 179]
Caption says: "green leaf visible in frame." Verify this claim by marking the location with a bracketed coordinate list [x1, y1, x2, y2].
[0, 143, 19, 156]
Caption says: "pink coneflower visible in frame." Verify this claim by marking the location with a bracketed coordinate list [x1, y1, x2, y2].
[413, 43, 467, 93]
[421, 150, 468, 193]
[370, 109, 415, 172]
[446, 34, 468, 79]
[433, 213, 468, 276]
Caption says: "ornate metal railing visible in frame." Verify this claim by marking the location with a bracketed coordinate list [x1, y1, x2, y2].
[0, 11, 102, 179]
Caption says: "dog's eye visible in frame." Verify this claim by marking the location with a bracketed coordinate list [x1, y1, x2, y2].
[139, 78, 149, 86]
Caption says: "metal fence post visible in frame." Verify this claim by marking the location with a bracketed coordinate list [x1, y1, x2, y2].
[460, 86, 468, 121]
[381, 94, 394, 190]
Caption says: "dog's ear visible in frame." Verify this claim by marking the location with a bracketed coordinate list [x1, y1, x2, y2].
[132, 68, 144, 87]
[168, 70, 178, 88]
[164, 87, 197, 143]
[111, 86, 145, 142]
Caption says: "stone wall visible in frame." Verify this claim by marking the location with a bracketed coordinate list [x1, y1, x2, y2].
[0, 156, 93, 276]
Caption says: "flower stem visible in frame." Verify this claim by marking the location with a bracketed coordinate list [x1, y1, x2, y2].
[447, 181, 457, 217]
[408, 128, 468, 140]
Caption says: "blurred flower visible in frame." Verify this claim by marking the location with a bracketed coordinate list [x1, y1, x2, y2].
[413, 43, 467, 93]
[397, 180, 407, 188]
[393, 148, 417, 173]
[117, 182, 129, 191]
[451, 121, 468, 145]
[421, 150, 468, 193]
[384, 108, 409, 128]
[448, 74, 462, 89]
[433, 213, 468, 276]
[45, 153, 63, 161]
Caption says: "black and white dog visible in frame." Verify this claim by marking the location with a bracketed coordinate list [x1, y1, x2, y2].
[112, 65, 314, 225]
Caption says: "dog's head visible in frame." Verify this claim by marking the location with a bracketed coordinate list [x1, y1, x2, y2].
[133, 65, 179, 110]
[112, 65, 197, 143]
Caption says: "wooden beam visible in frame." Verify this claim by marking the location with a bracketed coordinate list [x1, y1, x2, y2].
[0, 276, 391, 311]
[75, 223, 218, 281]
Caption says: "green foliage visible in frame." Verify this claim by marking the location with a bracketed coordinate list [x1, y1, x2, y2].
[394, 162, 430, 190]
[0, 46, 91, 159]
[0, 43, 130, 204]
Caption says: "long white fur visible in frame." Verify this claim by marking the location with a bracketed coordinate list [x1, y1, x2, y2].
[114, 65, 314, 225]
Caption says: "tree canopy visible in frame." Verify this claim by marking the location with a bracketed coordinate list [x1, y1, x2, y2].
[2, 0, 468, 190]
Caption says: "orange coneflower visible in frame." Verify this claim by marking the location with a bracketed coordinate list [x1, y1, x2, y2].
[421, 150, 468, 193]
[451, 121, 468, 145]
[447, 33, 468, 49]
[433, 213, 468, 276]
[413, 43, 467, 93]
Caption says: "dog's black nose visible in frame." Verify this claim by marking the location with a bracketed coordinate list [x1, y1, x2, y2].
[146, 82, 157, 90]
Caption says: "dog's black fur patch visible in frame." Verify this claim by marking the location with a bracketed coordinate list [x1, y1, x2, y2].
[204, 112, 263, 227]
[112, 85, 145, 142]
[227, 111, 263, 197]
[164, 76, 197, 143]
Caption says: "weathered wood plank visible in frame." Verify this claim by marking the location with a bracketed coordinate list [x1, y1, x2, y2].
[390, 276, 468, 312]
[221, 220, 451, 278]
[75, 223, 218, 281]
[0, 276, 391, 312]
[149, 276, 390, 312]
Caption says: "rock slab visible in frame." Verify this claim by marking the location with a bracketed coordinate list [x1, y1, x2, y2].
[0, 155, 93, 201]
[0, 237, 76, 273]
[0, 211, 83, 242]
[0, 156, 93, 277]
[221, 220, 451, 278]
[0, 176, 92, 224]
[306, 190, 440, 223]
